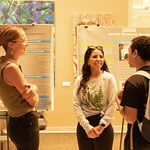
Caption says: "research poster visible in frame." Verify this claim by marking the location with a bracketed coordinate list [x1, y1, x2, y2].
[77, 26, 150, 89]
[0, 24, 54, 110]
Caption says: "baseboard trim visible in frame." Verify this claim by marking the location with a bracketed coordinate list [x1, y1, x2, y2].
[40, 125, 127, 134]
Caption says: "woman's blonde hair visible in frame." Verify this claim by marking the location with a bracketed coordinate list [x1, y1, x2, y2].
[0, 26, 23, 51]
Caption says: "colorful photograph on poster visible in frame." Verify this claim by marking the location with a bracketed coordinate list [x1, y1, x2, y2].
[0, 0, 54, 24]
[118, 43, 130, 61]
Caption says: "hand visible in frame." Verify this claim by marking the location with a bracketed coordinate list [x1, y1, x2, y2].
[87, 128, 99, 139]
[115, 90, 124, 109]
[116, 90, 123, 100]
[30, 85, 38, 93]
[22, 84, 38, 99]
[94, 124, 105, 135]
[117, 82, 125, 99]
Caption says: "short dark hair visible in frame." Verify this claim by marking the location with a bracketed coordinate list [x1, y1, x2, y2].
[131, 36, 150, 61]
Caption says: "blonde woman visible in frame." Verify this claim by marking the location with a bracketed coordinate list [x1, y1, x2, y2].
[0, 26, 39, 150]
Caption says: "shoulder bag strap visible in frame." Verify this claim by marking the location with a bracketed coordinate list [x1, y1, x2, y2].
[130, 70, 150, 150]
[135, 70, 150, 79]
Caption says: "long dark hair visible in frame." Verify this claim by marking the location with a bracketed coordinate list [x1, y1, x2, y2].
[77, 46, 109, 94]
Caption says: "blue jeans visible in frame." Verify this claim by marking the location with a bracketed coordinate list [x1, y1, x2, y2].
[7, 111, 39, 150]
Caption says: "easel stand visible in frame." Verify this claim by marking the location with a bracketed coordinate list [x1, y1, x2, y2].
[119, 118, 124, 150]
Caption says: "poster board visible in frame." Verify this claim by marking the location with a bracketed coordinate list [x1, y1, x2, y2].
[77, 26, 150, 88]
[76, 25, 150, 128]
[0, 24, 54, 110]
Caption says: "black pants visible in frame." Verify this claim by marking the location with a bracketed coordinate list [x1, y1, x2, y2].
[7, 111, 39, 150]
[77, 114, 114, 150]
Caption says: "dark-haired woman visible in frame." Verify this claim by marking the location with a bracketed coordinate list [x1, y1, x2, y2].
[73, 46, 117, 150]
[0, 26, 39, 150]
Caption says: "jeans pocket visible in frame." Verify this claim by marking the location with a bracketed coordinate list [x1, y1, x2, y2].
[25, 115, 38, 130]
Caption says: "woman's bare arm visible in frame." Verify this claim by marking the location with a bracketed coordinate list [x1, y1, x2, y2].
[3, 63, 39, 106]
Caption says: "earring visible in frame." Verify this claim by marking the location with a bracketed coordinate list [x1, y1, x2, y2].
[11, 50, 14, 55]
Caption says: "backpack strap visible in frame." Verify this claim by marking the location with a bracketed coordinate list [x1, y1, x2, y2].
[135, 70, 150, 79]
[130, 70, 150, 149]
[136, 71, 150, 118]
[130, 125, 134, 150]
